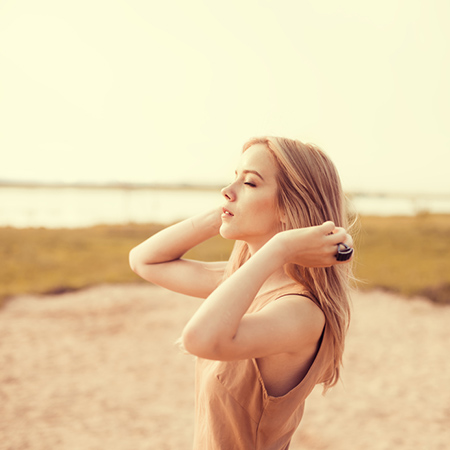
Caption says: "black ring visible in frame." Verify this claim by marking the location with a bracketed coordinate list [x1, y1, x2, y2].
[335, 243, 354, 261]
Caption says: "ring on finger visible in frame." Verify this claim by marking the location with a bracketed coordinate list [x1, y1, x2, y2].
[335, 243, 353, 261]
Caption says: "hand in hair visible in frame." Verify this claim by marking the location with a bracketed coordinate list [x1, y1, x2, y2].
[274, 221, 353, 268]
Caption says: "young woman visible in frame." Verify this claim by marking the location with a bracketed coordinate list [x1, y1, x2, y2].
[129, 136, 354, 450]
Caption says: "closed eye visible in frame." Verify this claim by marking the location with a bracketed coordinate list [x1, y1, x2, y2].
[244, 182, 256, 187]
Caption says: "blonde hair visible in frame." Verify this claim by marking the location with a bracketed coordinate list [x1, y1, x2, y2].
[226, 136, 355, 391]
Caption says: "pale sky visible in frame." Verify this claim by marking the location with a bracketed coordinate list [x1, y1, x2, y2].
[1, 0, 449, 193]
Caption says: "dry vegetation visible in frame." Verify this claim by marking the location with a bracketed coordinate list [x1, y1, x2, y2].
[355, 214, 450, 303]
[1, 214, 449, 304]
[0, 223, 232, 302]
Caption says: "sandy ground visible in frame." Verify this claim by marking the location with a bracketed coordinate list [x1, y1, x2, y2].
[1, 284, 449, 450]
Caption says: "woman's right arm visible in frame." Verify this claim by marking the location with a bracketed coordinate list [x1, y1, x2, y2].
[129, 207, 226, 298]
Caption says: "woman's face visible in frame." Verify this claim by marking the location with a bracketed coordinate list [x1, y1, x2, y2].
[220, 143, 282, 251]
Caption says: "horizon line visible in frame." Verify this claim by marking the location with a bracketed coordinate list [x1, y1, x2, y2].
[1, 179, 450, 199]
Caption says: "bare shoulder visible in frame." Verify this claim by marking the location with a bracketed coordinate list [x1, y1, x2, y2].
[276, 292, 324, 318]
[266, 293, 325, 344]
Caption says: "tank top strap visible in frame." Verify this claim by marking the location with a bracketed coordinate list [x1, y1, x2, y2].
[248, 283, 315, 314]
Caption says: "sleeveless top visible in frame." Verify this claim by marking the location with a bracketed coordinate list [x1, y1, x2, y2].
[193, 284, 334, 450]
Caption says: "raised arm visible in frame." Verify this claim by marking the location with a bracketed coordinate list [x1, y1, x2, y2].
[129, 207, 226, 298]
[181, 221, 353, 360]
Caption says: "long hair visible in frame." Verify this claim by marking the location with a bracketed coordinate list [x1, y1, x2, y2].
[225, 136, 355, 391]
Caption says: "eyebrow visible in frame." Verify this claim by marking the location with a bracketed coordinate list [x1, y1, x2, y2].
[235, 169, 265, 181]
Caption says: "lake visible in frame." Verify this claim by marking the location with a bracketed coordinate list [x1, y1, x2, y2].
[1, 186, 449, 228]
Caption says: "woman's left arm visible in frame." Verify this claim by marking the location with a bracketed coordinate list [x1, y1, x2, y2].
[181, 221, 352, 360]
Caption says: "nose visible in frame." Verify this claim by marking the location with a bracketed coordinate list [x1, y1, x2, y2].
[221, 183, 235, 201]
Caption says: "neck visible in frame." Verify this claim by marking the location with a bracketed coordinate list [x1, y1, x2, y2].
[259, 267, 294, 293]
[246, 235, 296, 293]
[246, 232, 278, 257]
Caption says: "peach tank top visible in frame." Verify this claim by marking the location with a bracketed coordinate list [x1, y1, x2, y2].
[193, 285, 333, 450]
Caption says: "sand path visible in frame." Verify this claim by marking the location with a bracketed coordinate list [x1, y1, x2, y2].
[1, 285, 449, 450]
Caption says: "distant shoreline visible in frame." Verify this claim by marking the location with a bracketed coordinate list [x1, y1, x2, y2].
[1, 180, 450, 200]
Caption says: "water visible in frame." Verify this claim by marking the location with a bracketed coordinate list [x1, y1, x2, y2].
[1, 186, 449, 228]
[0, 186, 223, 228]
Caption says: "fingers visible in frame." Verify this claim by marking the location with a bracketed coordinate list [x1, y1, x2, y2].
[321, 221, 336, 235]
[321, 222, 347, 242]
[342, 232, 354, 249]
[322, 222, 354, 263]
[325, 226, 347, 244]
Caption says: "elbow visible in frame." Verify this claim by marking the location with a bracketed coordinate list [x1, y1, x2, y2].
[181, 324, 230, 360]
[129, 248, 137, 273]
[181, 325, 206, 357]
[129, 247, 142, 274]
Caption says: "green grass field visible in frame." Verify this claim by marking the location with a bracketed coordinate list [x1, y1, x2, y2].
[1, 214, 449, 304]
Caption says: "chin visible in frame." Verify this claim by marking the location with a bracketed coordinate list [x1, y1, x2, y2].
[219, 224, 236, 241]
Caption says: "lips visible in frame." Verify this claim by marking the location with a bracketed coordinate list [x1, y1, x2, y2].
[222, 207, 234, 216]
